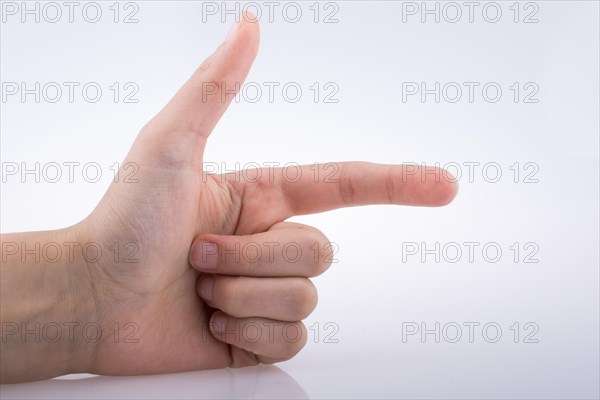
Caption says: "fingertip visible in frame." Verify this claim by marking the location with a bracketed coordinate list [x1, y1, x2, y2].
[432, 168, 459, 207]
[437, 181, 459, 206]
[212, 14, 260, 88]
[241, 11, 259, 26]
[225, 12, 260, 49]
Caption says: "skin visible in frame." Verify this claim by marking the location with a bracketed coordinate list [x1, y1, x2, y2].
[0, 16, 458, 384]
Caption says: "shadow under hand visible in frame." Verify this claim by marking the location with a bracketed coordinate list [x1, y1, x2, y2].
[0, 365, 308, 399]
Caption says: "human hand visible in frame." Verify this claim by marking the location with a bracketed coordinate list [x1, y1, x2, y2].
[0, 15, 457, 382]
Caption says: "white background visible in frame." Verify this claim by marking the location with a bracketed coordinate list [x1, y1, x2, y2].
[1, 1, 599, 398]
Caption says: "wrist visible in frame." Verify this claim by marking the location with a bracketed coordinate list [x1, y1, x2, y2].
[0, 223, 100, 382]
[58, 222, 102, 375]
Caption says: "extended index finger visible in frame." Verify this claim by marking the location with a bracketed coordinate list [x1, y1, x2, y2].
[282, 162, 458, 215]
[229, 162, 458, 231]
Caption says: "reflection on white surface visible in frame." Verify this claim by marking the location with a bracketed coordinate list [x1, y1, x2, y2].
[0, 365, 307, 399]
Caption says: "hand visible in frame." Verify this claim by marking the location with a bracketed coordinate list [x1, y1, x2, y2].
[0, 15, 457, 382]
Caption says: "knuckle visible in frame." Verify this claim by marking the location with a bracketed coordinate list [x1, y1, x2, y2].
[317, 241, 335, 274]
[286, 279, 318, 320]
[338, 164, 356, 206]
[277, 322, 307, 360]
[309, 227, 329, 247]
[300, 228, 332, 277]
[385, 165, 398, 204]
[196, 60, 211, 75]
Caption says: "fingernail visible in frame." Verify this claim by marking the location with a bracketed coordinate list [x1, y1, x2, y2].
[211, 314, 227, 334]
[191, 241, 218, 270]
[197, 276, 214, 303]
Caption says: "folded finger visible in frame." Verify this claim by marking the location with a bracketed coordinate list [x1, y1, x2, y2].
[197, 275, 317, 321]
[189, 222, 333, 277]
[209, 312, 307, 364]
